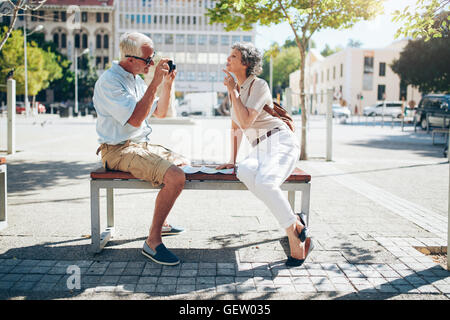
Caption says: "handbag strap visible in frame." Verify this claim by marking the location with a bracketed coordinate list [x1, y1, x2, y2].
[248, 78, 272, 114]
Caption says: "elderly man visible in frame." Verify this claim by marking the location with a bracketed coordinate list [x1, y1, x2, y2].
[93, 32, 188, 266]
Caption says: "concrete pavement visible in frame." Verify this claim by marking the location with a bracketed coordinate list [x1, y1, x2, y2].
[0, 114, 448, 300]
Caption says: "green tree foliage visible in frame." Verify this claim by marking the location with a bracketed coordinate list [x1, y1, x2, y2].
[347, 38, 363, 47]
[0, 27, 63, 98]
[391, 29, 449, 93]
[207, 0, 383, 160]
[393, 0, 450, 41]
[27, 31, 75, 102]
[77, 54, 99, 103]
[260, 45, 301, 93]
[320, 44, 343, 57]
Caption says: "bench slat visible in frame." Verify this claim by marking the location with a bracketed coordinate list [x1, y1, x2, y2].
[91, 167, 311, 183]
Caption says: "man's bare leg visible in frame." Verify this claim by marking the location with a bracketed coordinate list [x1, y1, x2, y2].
[146, 165, 185, 250]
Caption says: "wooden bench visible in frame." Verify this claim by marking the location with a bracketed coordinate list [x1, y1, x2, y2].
[90, 167, 312, 253]
[0, 157, 6, 231]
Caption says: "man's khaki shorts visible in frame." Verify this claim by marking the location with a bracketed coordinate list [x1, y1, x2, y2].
[98, 141, 188, 187]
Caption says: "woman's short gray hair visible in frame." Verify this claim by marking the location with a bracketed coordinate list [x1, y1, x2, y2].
[119, 32, 153, 60]
[232, 42, 263, 77]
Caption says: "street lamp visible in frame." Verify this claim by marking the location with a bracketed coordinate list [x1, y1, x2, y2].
[74, 47, 90, 116]
[23, 18, 43, 116]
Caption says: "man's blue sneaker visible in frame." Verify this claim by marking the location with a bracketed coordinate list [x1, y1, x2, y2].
[142, 242, 180, 266]
[161, 225, 185, 236]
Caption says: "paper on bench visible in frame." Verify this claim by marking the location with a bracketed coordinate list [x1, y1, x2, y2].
[182, 165, 234, 175]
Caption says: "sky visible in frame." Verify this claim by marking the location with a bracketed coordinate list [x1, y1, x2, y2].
[254, 0, 419, 52]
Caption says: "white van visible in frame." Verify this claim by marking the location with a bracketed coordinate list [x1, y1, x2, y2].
[363, 101, 404, 118]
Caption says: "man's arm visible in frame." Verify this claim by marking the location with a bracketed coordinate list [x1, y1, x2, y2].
[153, 70, 177, 118]
[128, 58, 169, 127]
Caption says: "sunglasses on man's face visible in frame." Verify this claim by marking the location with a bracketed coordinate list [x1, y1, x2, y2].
[126, 51, 156, 65]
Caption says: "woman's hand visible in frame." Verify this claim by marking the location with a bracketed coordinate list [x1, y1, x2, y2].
[216, 163, 235, 170]
[223, 69, 237, 91]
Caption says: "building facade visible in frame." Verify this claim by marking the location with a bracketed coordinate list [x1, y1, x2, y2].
[289, 41, 422, 115]
[115, 0, 255, 93]
[16, 0, 116, 71]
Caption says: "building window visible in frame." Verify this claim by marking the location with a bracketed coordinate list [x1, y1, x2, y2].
[176, 34, 185, 44]
[153, 34, 163, 44]
[53, 11, 59, 22]
[104, 13, 109, 23]
[333, 66, 336, 80]
[61, 33, 66, 48]
[96, 13, 102, 23]
[232, 35, 240, 43]
[74, 34, 80, 48]
[187, 34, 196, 45]
[193, 16, 197, 24]
[82, 12, 88, 23]
[165, 34, 173, 45]
[38, 10, 44, 22]
[377, 84, 386, 101]
[148, 15, 152, 24]
[243, 36, 252, 42]
[340, 63, 343, 77]
[96, 35, 102, 49]
[221, 35, 229, 46]
[61, 11, 66, 22]
[82, 34, 88, 49]
[363, 54, 374, 90]
[198, 35, 206, 45]
[379, 62, 386, 76]
[209, 35, 218, 45]
[327, 69, 329, 81]
[53, 34, 59, 48]
[96, 56, 102, 68]
[104, 35, 109, 49]
[103, 56, 109, 69]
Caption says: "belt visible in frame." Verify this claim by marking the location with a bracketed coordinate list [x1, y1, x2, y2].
[251, 127, 282, 148]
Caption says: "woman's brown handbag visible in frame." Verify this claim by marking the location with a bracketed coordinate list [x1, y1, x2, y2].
[249, 79, 295, 132]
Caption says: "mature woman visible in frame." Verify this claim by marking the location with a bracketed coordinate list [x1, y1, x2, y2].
[216, 42, 313, 266]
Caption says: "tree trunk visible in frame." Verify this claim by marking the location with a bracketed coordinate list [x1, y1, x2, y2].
[0, 2, 21, 52]
[299, 48, 307, 160]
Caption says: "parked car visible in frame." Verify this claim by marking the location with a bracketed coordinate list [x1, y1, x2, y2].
[414, 94, 450, 130]
[363, 101, 404, 118]
[332, 104, 351, 118]
[16, 101, 25, 114]
[36, 102, 46, 113]
[16, 101, 46, 114]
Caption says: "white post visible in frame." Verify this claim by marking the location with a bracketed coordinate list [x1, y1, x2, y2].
[326, 89, 333, 161]
[74, 49, 78, 116]
[448, 129, 450, 270]
[7, 79, 16, 154]
[23, 16, 30, 117]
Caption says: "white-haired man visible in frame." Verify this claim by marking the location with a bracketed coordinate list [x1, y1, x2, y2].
[93, 32, 188, 266]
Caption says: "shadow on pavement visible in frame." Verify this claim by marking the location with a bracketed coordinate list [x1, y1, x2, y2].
[348, 133, 446, 158]
[6, 160, 99, 194]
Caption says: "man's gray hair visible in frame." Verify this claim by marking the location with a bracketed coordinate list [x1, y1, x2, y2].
[231, 42, 263, 77]
[119, 32, 153, 60]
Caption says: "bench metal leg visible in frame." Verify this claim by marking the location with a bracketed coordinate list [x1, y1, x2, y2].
[288, 190, 295, 212]
[0, 165, 7, 231]
[107, 188, 114, 229]
[90, 180, 101, 253]
[301, 184, 311, 226]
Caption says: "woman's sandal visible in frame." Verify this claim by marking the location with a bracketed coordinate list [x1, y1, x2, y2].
[285, 238, 315, 267]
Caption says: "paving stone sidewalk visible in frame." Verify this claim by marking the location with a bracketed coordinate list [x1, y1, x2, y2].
[0, 115, 448, 300]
